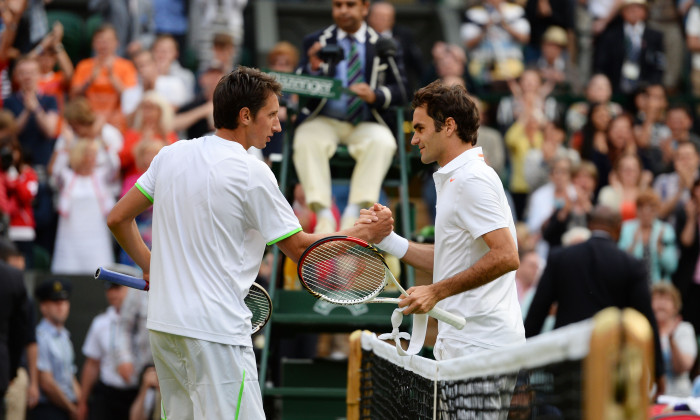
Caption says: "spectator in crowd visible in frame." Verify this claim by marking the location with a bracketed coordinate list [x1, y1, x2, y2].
[542, 161, 598, 249]
[189, 0, 247, 71]
[506, 108, 543, 219]
[51, 137, 118, 274]
[71, 24, 138, 131]
[525, 120, 580, 191]
[686, 3, 700, 105]
[598, 153, 652, 221]
[673, 178, 700, 334]
[431, 42, 467, 87]
[52, 97, 124, 198]
[571, 101, 613, 162]
[0, 242, 29, 420]
[460, 0, 530, 90]
[30, 22, 74, 138]
[128, 365, 159, 420]
[88, 0, 155, 57]
[651, 282, 697, 397]
[31, 278, 80, 420]
[15, 0, 48, 55]
[78, 282, 138, 420]
[4, 56, 58, 168]
[618, 189, 678, 285]
[524, 0, 574, 61]
[654, 142, 699, 224]
[120, 91, 177, 182]
[594, 0, 665, 95]
[151, 35, 195, 104]
[659, 105, 700, 172]
[473, 96, 506, 181]
[647, 0, 684, 92]
[565, 74, 622, 135]
[593, 113, 638, 192]
[121, 49, 188, 118]
[496, 69, 559, 132]
[151, 0, 188, 58]
[532, 26, 579, 94]
[367, 1, 425, 94]
[264, 41, 300, 163]
[634, 84, 668, 176]
[0, 122, 38, 269]
[525, 156, 577, 258]
[173, 65, 223, 139]
[515, 250, 544, 318]
[293, 0, 405, 233]
[524, 205, 664, 390]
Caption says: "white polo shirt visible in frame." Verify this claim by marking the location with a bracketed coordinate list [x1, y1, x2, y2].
[432, 147, 525, 349]
[82, 306, 137, 388]
[136, 135, 301, 347]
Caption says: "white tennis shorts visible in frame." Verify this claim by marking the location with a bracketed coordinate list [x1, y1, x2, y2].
[149, 330, 264, 420]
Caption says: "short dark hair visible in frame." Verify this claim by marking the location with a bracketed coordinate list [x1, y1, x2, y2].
[213, 66, 282, 130]
[411, 80, 479, 145]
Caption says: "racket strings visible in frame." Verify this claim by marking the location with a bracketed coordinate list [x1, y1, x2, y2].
[245, 287, 271, 332]
[301, 241, 387, 303]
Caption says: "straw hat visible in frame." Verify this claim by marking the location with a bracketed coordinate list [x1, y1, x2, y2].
[622, 0, 647, 7]
[542, 26, 568, 47]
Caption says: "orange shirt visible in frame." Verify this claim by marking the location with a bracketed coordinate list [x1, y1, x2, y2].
[119, 129, 178, 179]
[71, 57, 138, 131]
[38, 71, 67, 137]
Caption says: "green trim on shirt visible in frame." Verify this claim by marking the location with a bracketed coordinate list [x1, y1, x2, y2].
[135, 182, 154, 203]
[266, 227, 302, 246]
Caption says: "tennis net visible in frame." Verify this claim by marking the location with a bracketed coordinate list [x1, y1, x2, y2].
[347, 307, 654, 420]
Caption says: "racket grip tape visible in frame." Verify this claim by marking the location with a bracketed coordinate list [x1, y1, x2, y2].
[95, 267, 149, 291]
[427, 307, 467, 330]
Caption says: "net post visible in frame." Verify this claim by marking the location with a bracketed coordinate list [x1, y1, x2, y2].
[347, 330, 366, 420]
[584, 307, 623, 420]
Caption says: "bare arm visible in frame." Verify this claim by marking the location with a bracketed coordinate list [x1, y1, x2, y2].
[38, 370, 78, 416]
[77, 358, 100, 420]
[399, 241, 435, 274]
[398, 227, 519, 315]
[173, 102, 213, 132]
[107, 187, 153, 276]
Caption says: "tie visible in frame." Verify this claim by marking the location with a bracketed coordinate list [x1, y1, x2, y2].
[346, 36, 364, 125]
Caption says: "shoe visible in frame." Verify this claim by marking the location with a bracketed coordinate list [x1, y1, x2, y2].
[314, 216, 337, 234]
[340, 214, 357, 230]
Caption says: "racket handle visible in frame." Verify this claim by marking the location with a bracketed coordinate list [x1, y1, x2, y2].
[95, 267, 148, 291]
[427, 307, 467, 330]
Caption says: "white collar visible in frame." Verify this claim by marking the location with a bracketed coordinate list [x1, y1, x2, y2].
[436, 146, 484, 175]
[337, 22, 368, 43]
[624, 21, 645, 36]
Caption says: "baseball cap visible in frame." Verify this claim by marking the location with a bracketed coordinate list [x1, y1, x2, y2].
[35, 278, 72, 302]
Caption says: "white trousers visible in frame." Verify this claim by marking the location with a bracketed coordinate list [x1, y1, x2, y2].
[292, 116, 397, 210]
[149, 330, 264, 420]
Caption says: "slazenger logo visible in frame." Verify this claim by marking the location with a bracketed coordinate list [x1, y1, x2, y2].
[450, 178, 455, 183]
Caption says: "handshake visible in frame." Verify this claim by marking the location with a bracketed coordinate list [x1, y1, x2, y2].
[353, 203, 396, 246]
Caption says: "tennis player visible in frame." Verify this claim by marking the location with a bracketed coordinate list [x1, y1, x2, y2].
[365, 80, 525, 358]
[107, 66, 393, 420]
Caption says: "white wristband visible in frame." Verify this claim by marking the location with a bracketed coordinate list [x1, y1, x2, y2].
[376, 232, 409, 258]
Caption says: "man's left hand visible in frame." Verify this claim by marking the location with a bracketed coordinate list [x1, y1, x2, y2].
[348, 83, 376, 104]
[398, 285, 439, 315]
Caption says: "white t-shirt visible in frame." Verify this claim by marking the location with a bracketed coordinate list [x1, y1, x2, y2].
[136, 135, 301, 347]
[82, 306, 137, 388]
[432, 147, 525, 350]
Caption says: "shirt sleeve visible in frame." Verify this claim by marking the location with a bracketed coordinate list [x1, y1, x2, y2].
[36, 330, 52, 372]
[244, 161, 302, 245]
[455, 173, 510, 239]
[81, 317, 103, 360]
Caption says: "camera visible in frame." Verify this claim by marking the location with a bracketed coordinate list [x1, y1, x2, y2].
[318, 44, 344, 64]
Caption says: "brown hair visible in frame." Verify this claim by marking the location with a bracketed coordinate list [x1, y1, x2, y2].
[213, 66, 282, 130]
[636, 188, 660, 208]
[267, 41, 300, 69]
[411, 80, 479, 145]
[64, 98, 97, 126]
[651, 282, 682, 312]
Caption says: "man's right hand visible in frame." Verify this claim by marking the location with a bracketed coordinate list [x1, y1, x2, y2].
[356, 203, 394, 243]
[307, 42, 323, 72]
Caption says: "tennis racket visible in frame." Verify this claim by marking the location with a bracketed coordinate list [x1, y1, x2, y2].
[94, 267, 273, 334]
[297, 236, 467, 329]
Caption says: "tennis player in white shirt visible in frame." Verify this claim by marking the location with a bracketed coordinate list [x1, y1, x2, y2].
[107, 66, 393, 420]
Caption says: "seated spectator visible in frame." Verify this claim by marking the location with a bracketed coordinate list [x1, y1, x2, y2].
[264, 41, 300, 162]
[497, 69, 560, 132]
[654, 142, 700, 224]
[51, 138, 118, 275]
[31, 278, 79, 420]
[542, 161, 598, 249]
[659, 105, 700, 172]
[598, 153, 652, 221]
[571, 102, 613, 162]
[209, 32, 237, 73]
[0, 126, 38, 269]
[506, 109, 544, 219]
[565, 74, 623, 134]
[515, 250, 544, 318]
[618, 189, 678, 285]
[52, 97, 124, 198]
[70, 24, 138, 132]
[525, 120, 580, 191]
[3, 56, 58, 168]
[592, 113, 638, 192]
[173, 66, 223, 139]
[431, 42, 468, 86]
[151, 35, 195, 104]
[594, 0, 665, 95]
[120, 91, 177, 181]
[122, 49, 188, 118]
[129, 366, 160, 420]
[634, 84, 668, 176]
[651, 282, 697, 397]
[460, 0, 530, 90]
[533, 26, 579, 94]
[30, 22, 74, 139]
[78, 282, 138, 420]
